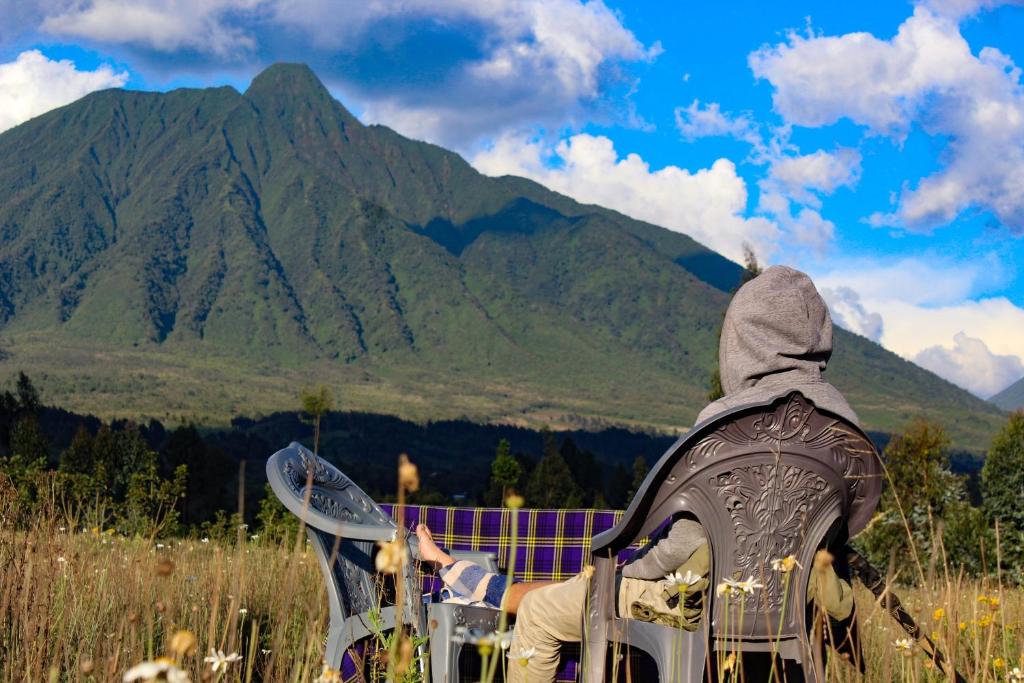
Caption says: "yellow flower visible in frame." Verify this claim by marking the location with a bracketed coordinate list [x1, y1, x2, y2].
[958, 621, 968, 631]
[770, 555, 801, 573]
[169, 630, 197, 657]
[933, 607, 945, 621]
[978, 615, 993, 628]
[508, 647, 536, 667]
[476, 635, 494, 657]
[398, 454, 419, 493]
[988, 596, 1001, 610]
[375, 540, 404, 574]
[313, 665, 343, 683]
[995, 658, 1006, 669]
[505, 493, 525, 509]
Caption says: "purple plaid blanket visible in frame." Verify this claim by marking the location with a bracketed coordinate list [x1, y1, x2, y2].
[381, 505, 646, 582]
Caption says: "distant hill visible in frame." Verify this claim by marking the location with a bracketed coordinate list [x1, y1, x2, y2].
[992, 377, 1024, 412]
[0, 63, 1007, 449]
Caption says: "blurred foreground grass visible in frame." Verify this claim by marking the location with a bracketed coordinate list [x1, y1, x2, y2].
[3, 510, 1024, 682]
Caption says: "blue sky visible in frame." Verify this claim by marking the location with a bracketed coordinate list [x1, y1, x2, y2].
[1, 0, 1022, 398]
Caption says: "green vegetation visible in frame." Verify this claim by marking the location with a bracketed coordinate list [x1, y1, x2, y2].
[0, 63, 1007, 450]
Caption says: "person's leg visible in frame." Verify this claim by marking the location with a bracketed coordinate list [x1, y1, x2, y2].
[506, 572, 588, 683]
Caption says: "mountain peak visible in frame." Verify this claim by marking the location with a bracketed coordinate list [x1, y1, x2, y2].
[244, 63, 358, 121]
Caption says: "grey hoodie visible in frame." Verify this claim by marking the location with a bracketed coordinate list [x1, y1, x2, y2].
[696, 265, 858, 426]
[622, 266, 857, 580]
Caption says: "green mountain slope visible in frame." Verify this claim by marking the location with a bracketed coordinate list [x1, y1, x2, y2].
[0, 63, 1007, 449]
[992, 377, 1024, 411]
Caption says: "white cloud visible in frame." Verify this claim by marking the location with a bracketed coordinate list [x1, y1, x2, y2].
[814, 257, 1024, 395]
[674, 99, 762, 148]
[37, 0, 659, 146]
[914, 331, 1024, 397]
[749, 5, 1024, 233]
[41, 0, 262, 56]
[0, 50, 128, 133]
[820, 286, 884, 341]
[471, 132, 780, 262]
[767, 148, 861, 207]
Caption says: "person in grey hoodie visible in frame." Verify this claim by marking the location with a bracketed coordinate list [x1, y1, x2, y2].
[415, 266, 859, 682]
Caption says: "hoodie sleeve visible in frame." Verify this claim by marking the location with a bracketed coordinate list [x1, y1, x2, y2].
[620, 518, 707, 580]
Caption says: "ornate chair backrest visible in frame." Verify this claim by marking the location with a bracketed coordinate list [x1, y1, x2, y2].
[266, 442, 422, 666]
[585, 393, 881, 678]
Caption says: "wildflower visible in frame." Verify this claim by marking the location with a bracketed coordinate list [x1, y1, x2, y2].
[496, 631, 513, 650]
[203, 649, 241, 672]
[476, 634, 495, 657]
[250, 534, 259, 541]
[156, 543, 165, 549]
[735, 576, 764, 594]
[260, 649, 271, 656]
[238, 608, 248, 616]
[979, 615, 994, 628]
[770, 556, 801, 573]
[506, 493, 525, 509]
[123, 657, 191, 683]
[398, 454, 419, 493]
[958, 621, 968, 631]
[716, 579, 739, 598]
[664, 570, 702, 589]
[989, 596, 1001, 610]
[169, 630, 197, 657]
[201, 537, 209, 544]
[893, 638, 914, 655]
[994, 658, 1006, 669]
[1009, 666, 1024, 681]
[375, 539, 404, 574]
[509, 647, 536, 667]
[933, 607, 945, 621]
[57, 556, 67, 564]
[313, 665, 342, 683]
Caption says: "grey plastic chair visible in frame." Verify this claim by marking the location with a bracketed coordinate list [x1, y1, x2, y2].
[266, 442, 500, 682]
[584, 392, 882, 682]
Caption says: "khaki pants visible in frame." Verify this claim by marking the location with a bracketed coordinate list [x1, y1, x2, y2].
[506, 572, 588, 683]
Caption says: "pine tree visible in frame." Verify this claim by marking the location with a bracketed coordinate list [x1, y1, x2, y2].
[485, 439, 522, 506]
[60, 425, 95, 474]
[626, 455, 649, 503]
[526, 430, 583, 508]
[981, 411, 1024, 568]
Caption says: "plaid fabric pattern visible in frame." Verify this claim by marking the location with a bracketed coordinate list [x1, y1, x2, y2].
[381, 505, 645, 582]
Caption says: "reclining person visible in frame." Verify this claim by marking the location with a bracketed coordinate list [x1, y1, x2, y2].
[417, 265, 863, 683]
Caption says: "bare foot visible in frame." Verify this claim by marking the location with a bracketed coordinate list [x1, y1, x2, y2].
[416, 524, 454, 567]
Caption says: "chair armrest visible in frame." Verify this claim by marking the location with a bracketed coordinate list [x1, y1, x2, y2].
[448, 549, 499, 573]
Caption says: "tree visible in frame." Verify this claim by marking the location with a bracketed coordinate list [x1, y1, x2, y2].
[626, 455, 649, 503]
[10, 415, 49, 463]
[485, 439, 522, 506]
[858, 420, 987, 577]
[707, 244, 762, 401]
[525, 430, 583, 508]
[981, 411, 1024, 569]
[300, 384, 334, 454]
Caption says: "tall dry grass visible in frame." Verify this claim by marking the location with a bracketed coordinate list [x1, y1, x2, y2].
[0, 485, 329, 682]
[4, 483, 1024, 682]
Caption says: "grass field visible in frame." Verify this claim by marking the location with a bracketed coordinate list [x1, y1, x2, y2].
[3, 500, 1023, 683]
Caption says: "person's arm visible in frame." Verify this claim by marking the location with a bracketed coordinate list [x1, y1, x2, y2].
[620, 518, 707, 580]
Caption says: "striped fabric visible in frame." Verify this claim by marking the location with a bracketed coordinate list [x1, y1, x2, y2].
[381, 505, 646, 583]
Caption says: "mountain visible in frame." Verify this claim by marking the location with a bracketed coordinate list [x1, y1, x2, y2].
[992, 377, 1024, 411]
[0, 63, 1007, 449]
